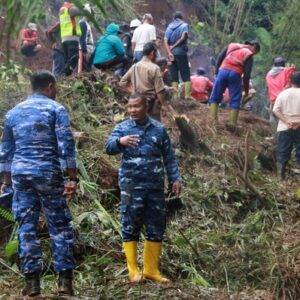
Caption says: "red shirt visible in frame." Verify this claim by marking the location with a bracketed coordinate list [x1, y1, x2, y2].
[20, 28, 38, 46]
[266, 67, 295, 104]
[191, 75, 213, 101]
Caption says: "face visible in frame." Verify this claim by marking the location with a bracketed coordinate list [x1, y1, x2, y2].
[128, 97, 148, 122]
[155, 39, 163, 48]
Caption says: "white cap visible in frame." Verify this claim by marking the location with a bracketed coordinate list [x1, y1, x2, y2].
[130, 19, 141, 28]
[84, 3, 92, 14]
[28, 22, 37, 31]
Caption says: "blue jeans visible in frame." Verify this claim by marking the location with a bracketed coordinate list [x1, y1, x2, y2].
[277, 128, 300, 165]
[12, 174, 75, 274]
[209, 70, 242, 109]
[120, 189, 166, 242]
[52, 49, 64, 78]
[133, 51, 143, 63]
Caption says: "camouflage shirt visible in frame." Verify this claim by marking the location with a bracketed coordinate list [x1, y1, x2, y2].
[105, 117, 181, 190]
[0, 93, 76, 176]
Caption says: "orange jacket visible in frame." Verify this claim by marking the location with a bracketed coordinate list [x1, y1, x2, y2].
[219, 43, 254, 75]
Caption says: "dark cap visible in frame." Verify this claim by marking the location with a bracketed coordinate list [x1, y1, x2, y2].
[174, 11, 183, 19]
[196, 68, 206, 76]
[273, 56, 285, 67]
[245, 40, 260, 53]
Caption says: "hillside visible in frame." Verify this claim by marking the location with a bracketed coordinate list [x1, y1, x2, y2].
[0, 71, 299, 299]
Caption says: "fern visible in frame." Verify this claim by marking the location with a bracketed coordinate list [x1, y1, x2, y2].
[0, 207, 14, 222]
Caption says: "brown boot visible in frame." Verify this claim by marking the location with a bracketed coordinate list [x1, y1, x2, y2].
[57, 270, 74, 296]
[22, 272, 41, 297]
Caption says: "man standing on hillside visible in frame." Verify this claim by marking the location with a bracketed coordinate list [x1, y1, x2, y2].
[273, 71, 300, 179]
[0, 70, 78, 296]
[120, 42, 169, 121]
[59, 1, 82, 75]
[164, 11, 193, 100]
[131, 13, 156, 63]
[105, 93, 182, 284]
[266, 56, 295, 135]
[208, 40, 260, 126]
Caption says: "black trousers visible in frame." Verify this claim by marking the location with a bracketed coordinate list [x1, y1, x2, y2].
[62, 41, 79, 76]
[170, 54, 191, 82]
[277, 128, 300, 165]
[94, 55, 130, 70]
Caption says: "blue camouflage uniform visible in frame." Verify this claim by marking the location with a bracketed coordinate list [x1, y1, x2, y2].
[105, 117, 181, 242]
[0, 93, 76, 275]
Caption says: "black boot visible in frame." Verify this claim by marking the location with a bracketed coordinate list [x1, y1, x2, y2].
[277, 162, 286, 179]
[22, 272, 41, 297]
[58, 270, 74, 296]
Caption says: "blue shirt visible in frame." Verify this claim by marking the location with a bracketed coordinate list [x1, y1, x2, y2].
[0, 93, 76, 176]
[164, 19, 189, 56]
[105, 117, 181, 191]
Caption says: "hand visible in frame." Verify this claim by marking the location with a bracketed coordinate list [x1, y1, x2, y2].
[168, 53, 174, 62]
[161, 104, 169, 117]
[169, 86, 178, 94]
[172, 180, 182, 198]
[63, 181, 77, 203]
[120, 135, 140, 147]
[0, 184, 11, 194]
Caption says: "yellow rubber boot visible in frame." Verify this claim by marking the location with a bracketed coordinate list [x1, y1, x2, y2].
[210, 103, 218, 123]
[229, 109, 239, 126]
[142, 241, 170, 284]
[171, 82, 179, 102]
[184, 81, 196, 100]
[123, 241, 141, 283]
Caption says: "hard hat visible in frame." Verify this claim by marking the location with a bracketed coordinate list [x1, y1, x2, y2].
[130, 19, 141, 28]
[84, 3, 94, 15]
[273, 56, 285, 67]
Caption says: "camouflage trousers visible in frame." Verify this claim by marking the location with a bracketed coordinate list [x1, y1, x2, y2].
[120, 189, 166, 242]
[12, 174, 75, 275]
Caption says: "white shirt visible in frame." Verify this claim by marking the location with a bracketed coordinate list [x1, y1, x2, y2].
[273, 87, 300, 132]
[131, 23, 156, 51]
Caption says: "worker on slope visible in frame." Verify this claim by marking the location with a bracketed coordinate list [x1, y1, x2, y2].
[122, 19, 142, 63]
[18, 22, 42, 57]
[46, 22, 64, 78]
[59, 0, 83, 75]
[93, 23, 129, 72]
[105, 93, 182, 283]
[79, 3, 95, 72]
[0, 70, 78, 296]
[191, 68, 213, 103]
[273, 71, 300, 179]
[209, 40, 260, 125]
[164, 11, 193, 100]
[120, 42, 169, 121]
[266, 56, 295, 135]
[131, 13, 156, 63]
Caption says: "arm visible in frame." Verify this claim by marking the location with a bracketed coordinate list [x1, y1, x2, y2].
[119, 67, 133, 92]
[169, 32, 188, 51]
[215, 46, 228, 74]
[0, 120, 15, 191]
[79, 21, 88, 53]
[161, 127, 182, 196]
[243, 56, 253, 95]
[55, 106, 77, 201]
[115, 38, 125, 56]
[164, 38, 174, 61]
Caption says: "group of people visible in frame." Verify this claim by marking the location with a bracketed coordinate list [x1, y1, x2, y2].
[4, 1, 300, 297]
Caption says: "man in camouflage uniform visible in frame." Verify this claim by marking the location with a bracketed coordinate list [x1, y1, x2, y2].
[105, 93, 182, 283]
[0, 70, 78, 296]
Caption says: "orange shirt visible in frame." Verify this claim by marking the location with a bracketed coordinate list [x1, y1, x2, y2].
[191, 75, 213, 101]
